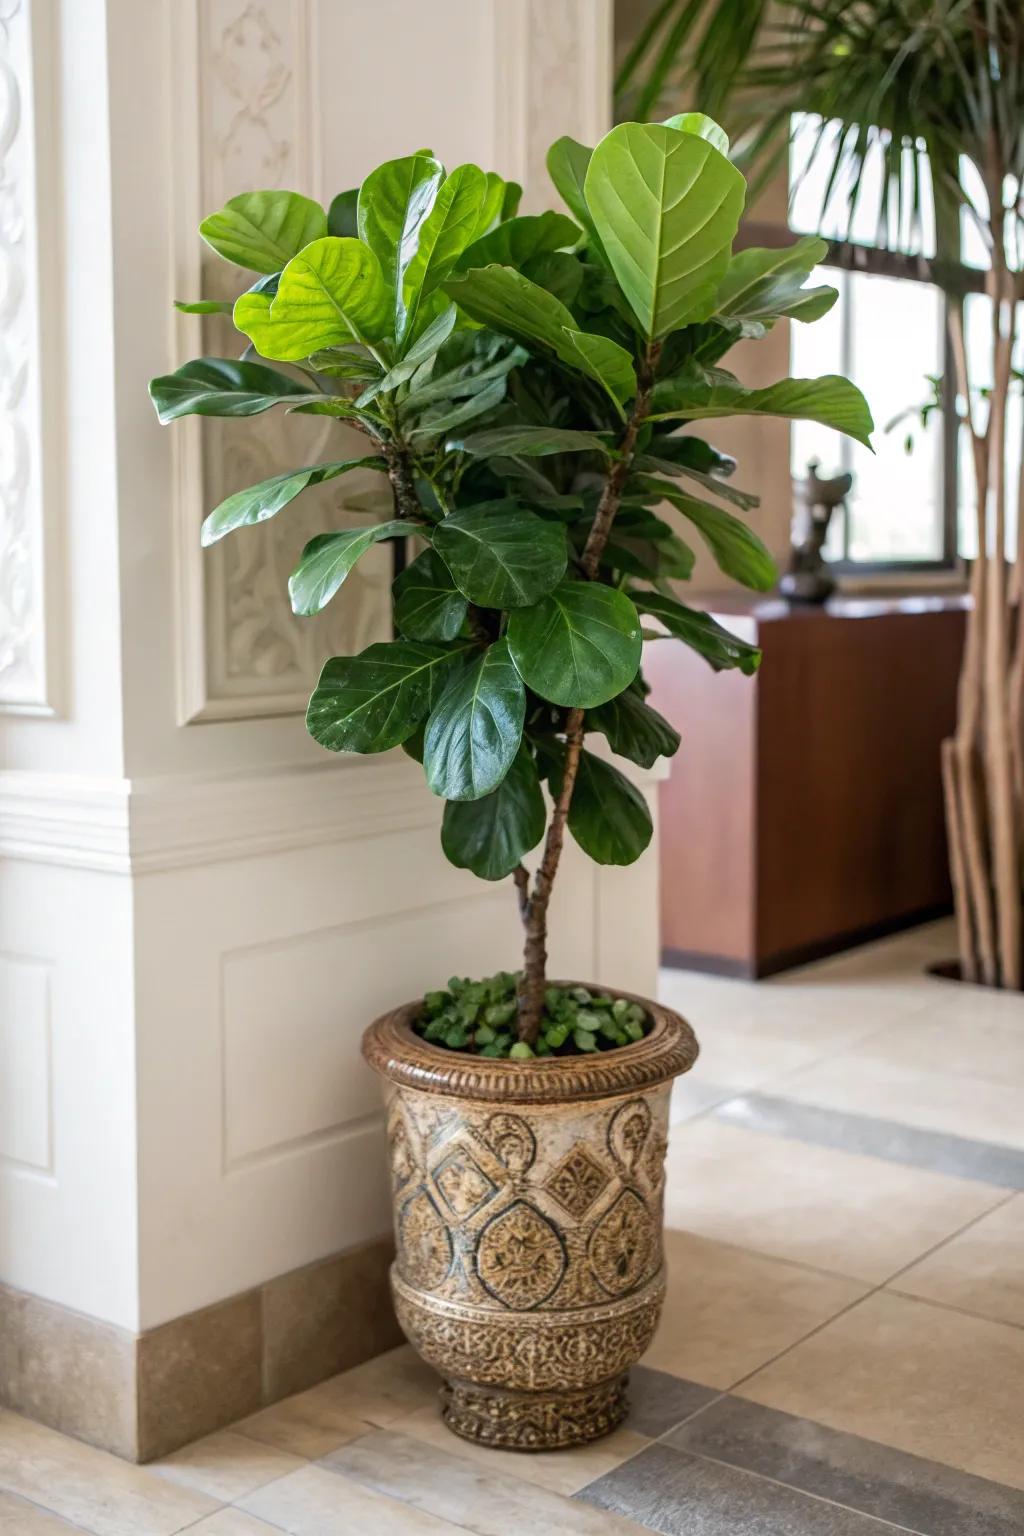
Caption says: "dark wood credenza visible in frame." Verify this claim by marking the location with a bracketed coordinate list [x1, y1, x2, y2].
[645, 593, 968, 977]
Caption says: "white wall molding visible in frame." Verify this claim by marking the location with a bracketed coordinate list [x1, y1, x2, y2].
[0, 0, 65, 716]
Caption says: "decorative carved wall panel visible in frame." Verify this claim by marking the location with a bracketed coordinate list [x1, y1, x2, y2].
[0, 0, 61, 715]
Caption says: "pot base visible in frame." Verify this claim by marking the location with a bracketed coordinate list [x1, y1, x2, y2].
[440, 1372, 629, 1452]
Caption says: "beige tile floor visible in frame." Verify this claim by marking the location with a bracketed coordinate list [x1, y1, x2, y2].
[2, 919, 1023, 1534]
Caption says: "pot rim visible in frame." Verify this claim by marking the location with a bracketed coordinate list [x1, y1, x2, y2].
[361, 980, 698, 1104]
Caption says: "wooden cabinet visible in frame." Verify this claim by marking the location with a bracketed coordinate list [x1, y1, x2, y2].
[645, 594, 968, 977]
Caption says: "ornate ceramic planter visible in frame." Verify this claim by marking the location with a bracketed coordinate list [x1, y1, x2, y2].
[362, 986, 697, 1451]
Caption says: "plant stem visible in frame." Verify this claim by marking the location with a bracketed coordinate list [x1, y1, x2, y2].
[381, 437, 422, 521]
[515, 342, 661, 1042]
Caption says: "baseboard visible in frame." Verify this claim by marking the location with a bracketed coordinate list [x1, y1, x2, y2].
[0, 1233, 402, 1462]
[661, 905, 954, 980]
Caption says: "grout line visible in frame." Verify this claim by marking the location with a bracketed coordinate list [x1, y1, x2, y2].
[0, 1487, 97, 1534]
[723, 1187, 1021, 1397]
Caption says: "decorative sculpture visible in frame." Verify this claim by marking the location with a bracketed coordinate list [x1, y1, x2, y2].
[780, 459, 853, 604]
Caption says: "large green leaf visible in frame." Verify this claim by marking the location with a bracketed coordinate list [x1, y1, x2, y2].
[441, 744, 546, 880]
[633, 589, 762, 673]
[357, 153, 455, 348]
[200, 191, 327, 274]
[587, 687, 680, 768]
[583, 123, 745, 338]
[432, 501, 567, 608]
[636, 476, 776, 590]
[715, 236, 837, 326]
[647, 365, 875, 447]
[398, 163, 488, 347]
[358, 304, 457, 403]
[661, 112, 730, 154]
[423, 640, 526, 800]
[546, 136, 610, 265]
[507, 581, 642, 708]
[456, 212, 580, 273]
[149, 357, 314, 423]
[327, 188, 358, 238]
[201, 457, 387, 546]
[288, 520, 410, 616]
[234, 238, 391, 361]
[449, 425, 610, 458]
[393, 548, 468, 641]
[557, 748, 652, 865]
[307, 640, 473, 754]
[443, 266, 636, 406]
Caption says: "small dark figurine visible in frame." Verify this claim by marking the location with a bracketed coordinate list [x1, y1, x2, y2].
[780, 459, 853, 604]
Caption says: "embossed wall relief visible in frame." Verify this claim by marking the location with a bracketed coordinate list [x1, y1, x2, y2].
[177, 0, 389, 721]
[0, 0, 58, 714]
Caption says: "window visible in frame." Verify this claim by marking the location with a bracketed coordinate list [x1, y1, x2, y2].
[787, 115, 957, 568]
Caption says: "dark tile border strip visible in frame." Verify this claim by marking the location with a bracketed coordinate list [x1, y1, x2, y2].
[712, 1093, 1024, 1190]
[578, 1388, 1024, 1536]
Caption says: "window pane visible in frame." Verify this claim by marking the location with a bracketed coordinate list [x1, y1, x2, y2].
[790, 271, 945, 562]
[790, 114, 935, 257]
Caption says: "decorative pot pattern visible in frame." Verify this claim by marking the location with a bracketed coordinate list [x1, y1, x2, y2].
[363, 987, 697, 1451]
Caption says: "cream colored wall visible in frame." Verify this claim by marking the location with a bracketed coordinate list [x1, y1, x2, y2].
[0, 0, 663, 1334]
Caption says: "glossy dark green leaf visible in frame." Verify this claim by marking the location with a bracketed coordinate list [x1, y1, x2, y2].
[632, 589, 762, 673]
[149, 357, 312, 423]
[715, 235, 837, 326]
[307, 639, 473, 754]
[327, 188, 358, 237]
[522, 250, 584, 308]
[506, 581, 642, 708]
[308, 346, 382, 382]
[633, 452, 758, 511]
[587, 687, 680, 768]
[358, 152, 443, 302]
[647, 365, 874, 448]
[449, 425, 610, 458]
[423, 639, 526, 800]
[200, 191, 327, 274]
[200, 456, 387, 546]
[442, 265, 636, 406]
[635, 476, 777, 590]
[432, 502, 567, 608]
[393, 548, 468, 641]
[358, 304, 458, 403]
[288, 520, 410, 616]
[456, 211, 580, 272]
[402, 346, 527, 410]
[398, 164, 488, 346]
[584, 123, 744, 338]
[234, 237, 391, 360]
[441, 745, 546, 879]
[560, 749, 652, 865]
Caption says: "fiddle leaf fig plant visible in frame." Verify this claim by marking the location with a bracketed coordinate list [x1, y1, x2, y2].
[150, 119, 872, 1049]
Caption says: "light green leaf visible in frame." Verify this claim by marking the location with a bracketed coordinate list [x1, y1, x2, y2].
[449, 425, 610, 458]
[546, 136, 610, 264]
[647, 365, 874, 447]
[433, 501, 567, 608]
[457, 212, 580, 272]
[584, 123, 745, 338]
[398, 163, 488, 347]
[507, 581, 642, 708]
[288, 520, 410, 616]
[587, 687, 680, 768]
[200, 191, 327, 274]
[554, 748, 652, 865]
[442, 265, 636, 405]
[307, 639, 473, 754]
[424, 639, 526, 800]
[632, 589, 763, 673]
[636, 475, 776, 590]
[357, 152, 445, 347]
[661, 112, 730, 155]
[174, 298, 233, 315]
[715, 235, 836, 326]
[393, 548, 468, 641]
[149, 357, 313, 423]
[441, 745, 546, 879]
[467, 172, 508, 242]
[233, 237, 391, 360]
[200, 456, 387, 546]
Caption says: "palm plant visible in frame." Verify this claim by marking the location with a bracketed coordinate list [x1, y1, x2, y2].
[619, 0, 1024, 990]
